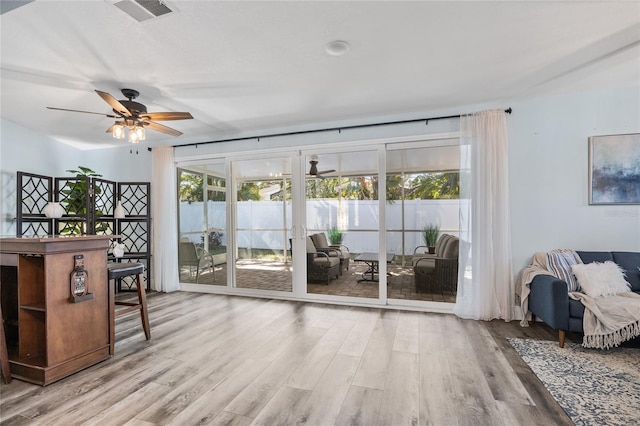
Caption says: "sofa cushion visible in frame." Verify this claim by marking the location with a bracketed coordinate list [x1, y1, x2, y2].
[569, 298, 585, 318]
[441, 237, 459, 259]
[311, 233, 329, 249]
[612, 252, 640, 292]
[313, 256, 340, 267]
[568, 316, 584, 333]
[546, 250, 582, 292]
[414, 258, 435, 273]
[571, 261, 631, 297]
[435, 234, 452, 256]
[576, 251, 613, 264]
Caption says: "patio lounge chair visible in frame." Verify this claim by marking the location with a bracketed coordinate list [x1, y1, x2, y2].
[306, 236, 340, 284]
[179, 241, 215, 283]
[412, 233, 455, 263]
[310, 233, 350, 274]
[413, 234, 459, 294]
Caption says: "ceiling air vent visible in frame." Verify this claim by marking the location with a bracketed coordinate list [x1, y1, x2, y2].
[113, 0, 173, 22]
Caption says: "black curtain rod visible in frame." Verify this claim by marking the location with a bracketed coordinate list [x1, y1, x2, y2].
[159, 107, 512, 151]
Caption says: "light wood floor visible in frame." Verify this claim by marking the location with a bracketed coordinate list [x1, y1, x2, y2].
[0, 291, 572, 426]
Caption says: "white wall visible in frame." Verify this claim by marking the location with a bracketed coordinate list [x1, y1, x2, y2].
[0, 119, 152, 235]
[508, 85, 640, 273]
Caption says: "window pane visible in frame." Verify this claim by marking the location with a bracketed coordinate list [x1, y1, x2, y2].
[178, 165, 226, 286]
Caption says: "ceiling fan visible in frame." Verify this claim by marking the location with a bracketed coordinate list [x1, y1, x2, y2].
[47, 88, 193, 143]
[308, 158, 335, 179]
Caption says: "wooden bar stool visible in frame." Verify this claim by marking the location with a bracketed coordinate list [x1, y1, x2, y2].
[108, 262, 150, 354]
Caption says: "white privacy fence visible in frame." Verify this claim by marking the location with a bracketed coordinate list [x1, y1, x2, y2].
[179, 199, 461, 255]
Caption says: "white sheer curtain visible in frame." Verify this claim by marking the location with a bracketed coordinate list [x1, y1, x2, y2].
[151, 146, 180, 292]
[454, 109, 514, 321]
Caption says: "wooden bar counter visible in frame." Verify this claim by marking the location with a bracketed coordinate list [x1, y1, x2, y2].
[0, 235, 112, 385]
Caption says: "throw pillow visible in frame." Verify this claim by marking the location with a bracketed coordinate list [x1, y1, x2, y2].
[571, 261, 631, 297]
[546, 250, 582, 291]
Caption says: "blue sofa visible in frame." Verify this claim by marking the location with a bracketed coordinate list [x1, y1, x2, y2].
[528, 251, 640, 347]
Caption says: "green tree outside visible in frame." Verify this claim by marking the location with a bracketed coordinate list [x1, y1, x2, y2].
[179, 169, 459, 203]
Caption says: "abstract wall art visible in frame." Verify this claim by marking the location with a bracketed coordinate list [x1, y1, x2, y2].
[589, 133, 640, 205]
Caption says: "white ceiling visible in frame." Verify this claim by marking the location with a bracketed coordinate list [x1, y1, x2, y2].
[1, 0, 639, 150]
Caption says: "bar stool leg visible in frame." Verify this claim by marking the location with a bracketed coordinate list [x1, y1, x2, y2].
[135, 273, 150, 340]
[109, 278, 116, 355]
[108, 263, 151, 355]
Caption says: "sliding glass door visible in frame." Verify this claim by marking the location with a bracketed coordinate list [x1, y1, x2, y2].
[177, 163, 227, 286]
[231, 156, 293, 294]
[175, 135, 461, 309]
[304, 149, 380, 301]
[385, 141, 461, 303]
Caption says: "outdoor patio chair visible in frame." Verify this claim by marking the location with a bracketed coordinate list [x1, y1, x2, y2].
[178, 241, 215, 283]
[413, 234, 459, 295]
[310, 233, 350, 274]
[305, 236, 340, 284]
[412, 233, 455, 263]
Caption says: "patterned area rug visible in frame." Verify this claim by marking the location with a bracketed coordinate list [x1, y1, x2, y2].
[509, 338, 640, 426]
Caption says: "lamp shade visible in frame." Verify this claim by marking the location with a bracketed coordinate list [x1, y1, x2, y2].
[112, 122, 125, 139]
[114, 200, 126, 219]
[128, 130, 139, 143]
[135, 125, 145, 141]
[43, 201, 64, 218]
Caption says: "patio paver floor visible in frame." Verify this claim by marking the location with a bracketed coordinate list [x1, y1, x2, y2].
[180, 259, 456, 303]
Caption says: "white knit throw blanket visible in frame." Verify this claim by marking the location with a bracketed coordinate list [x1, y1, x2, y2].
[569, 291, 640, 349]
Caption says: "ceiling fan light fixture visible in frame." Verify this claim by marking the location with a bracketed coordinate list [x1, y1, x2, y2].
[49, 89, 193, 143]
[112, 122, 125, 139]
[135, 125, 145, 141]
[128, 128, 140, 143]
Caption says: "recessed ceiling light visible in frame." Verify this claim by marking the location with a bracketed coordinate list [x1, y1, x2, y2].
[325, 40, 350, 56]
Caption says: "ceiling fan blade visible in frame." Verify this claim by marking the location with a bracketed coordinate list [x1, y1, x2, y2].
[105, 124, 115, 133]
[47, 106, 118, 118]
[140, 111, 193, 121]
[95, 90, 131, 117]
[144, 121, 183, 137]
[318, 169, 336, 175]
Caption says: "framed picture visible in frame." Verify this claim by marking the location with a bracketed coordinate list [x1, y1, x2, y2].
[589, 133, 640, 205]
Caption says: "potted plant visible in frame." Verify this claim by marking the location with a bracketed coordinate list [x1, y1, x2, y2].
[327, 225, 344, 246]
[422, 224, 440, 254]
[60, 166, 103, 235]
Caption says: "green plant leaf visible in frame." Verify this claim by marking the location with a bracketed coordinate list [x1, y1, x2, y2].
[422, 224, 440, 246]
